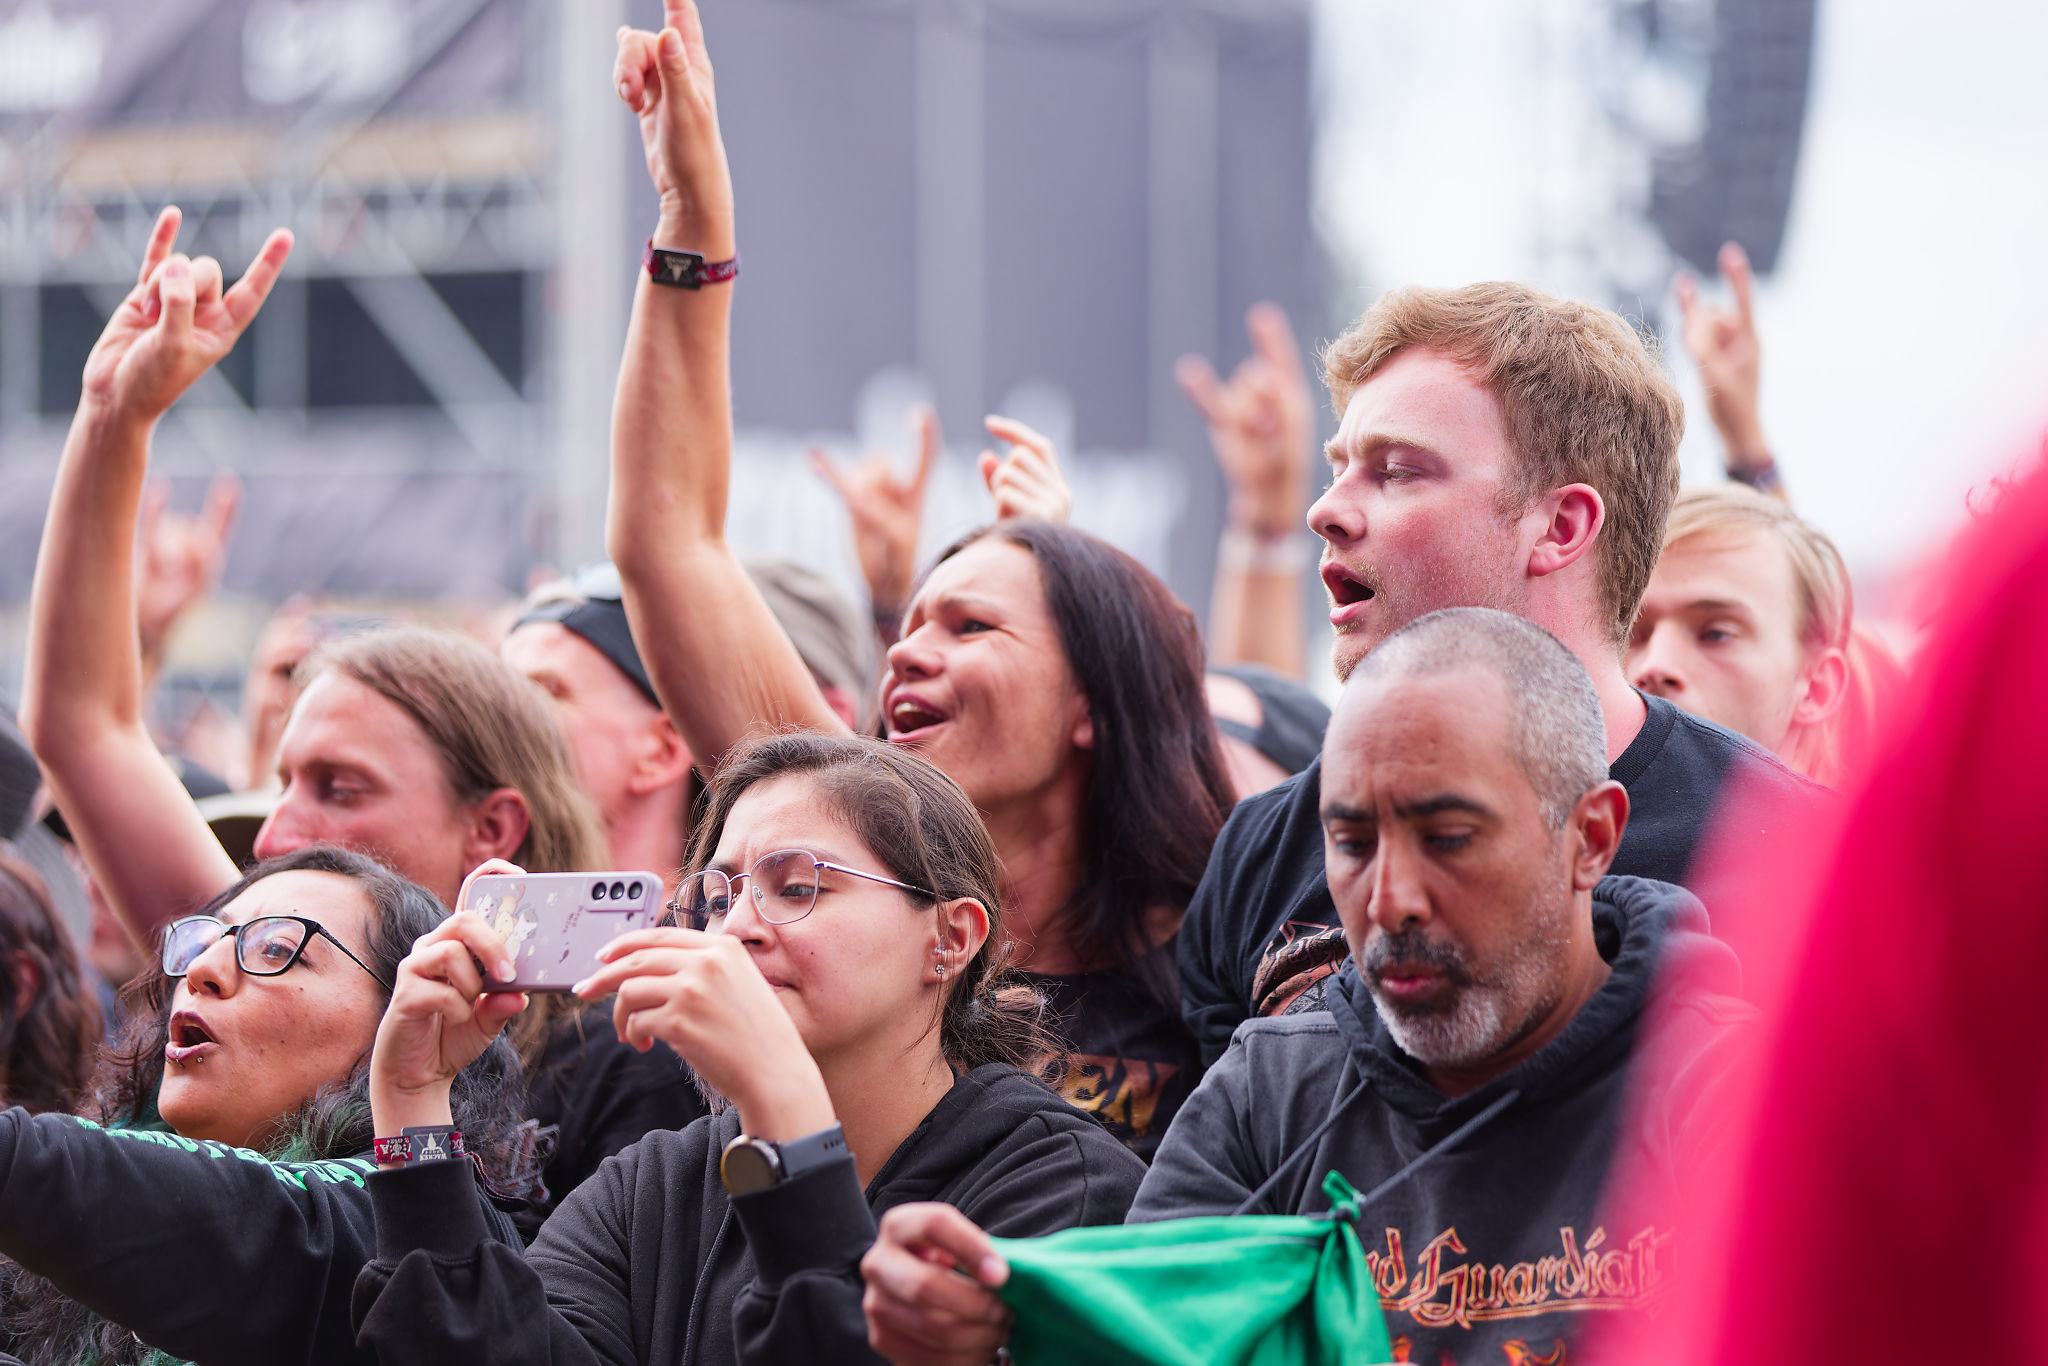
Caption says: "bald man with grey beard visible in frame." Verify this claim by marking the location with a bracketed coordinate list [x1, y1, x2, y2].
[853, 608, 1758, 1366]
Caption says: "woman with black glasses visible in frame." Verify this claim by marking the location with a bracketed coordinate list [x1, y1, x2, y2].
[0, 846, 532, 1366]
[353, 732, 1144, 1366]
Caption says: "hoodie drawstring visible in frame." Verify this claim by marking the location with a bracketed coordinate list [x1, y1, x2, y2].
[1232, 1079, 1521, 1219]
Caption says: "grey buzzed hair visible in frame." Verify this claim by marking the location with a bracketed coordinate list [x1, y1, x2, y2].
[1351, 608, 1607, 829]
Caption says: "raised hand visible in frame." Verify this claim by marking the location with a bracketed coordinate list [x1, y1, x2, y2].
[861, 1203, 1012, 1366]
[1176, 302, 1315, 537]
[136, 472, 242, 662]
[977, 416, 1071, 524]
[1673, 241, 1769, 468]
[80, 207, 292, 426]
[614, 0, 733, 245]
[369, 890, 529, 1139]
[811, 407, 940, 616]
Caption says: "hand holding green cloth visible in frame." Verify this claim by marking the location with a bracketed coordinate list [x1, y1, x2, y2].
[992, 1172, 1394, 1366]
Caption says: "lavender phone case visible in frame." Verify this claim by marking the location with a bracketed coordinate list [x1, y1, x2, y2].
[463, 871, 665, 992]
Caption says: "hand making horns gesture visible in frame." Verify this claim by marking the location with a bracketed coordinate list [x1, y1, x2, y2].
[82, 207, 293, 426]
[614, 0, 735, 250]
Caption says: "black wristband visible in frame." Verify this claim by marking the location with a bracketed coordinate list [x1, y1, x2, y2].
[643, 239, 740, 289]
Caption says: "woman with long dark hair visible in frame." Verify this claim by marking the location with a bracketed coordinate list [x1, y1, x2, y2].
[0, 846, 531, 1366]
[353, 731, 1143, 1366]
[603, 1, 1231, 1155]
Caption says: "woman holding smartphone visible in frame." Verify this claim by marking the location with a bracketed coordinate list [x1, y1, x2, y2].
[17, 206, 700, 1230]
[0, 846, 528, 1366]
[352, 731, 1145, 1366]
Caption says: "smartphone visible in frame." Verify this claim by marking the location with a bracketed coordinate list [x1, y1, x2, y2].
[461, 871, 666, 992]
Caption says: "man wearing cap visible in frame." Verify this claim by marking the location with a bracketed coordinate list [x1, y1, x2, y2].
[503, 559, 875, 889]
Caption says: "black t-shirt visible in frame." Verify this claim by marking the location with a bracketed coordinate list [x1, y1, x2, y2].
[518, 1009, 710, 1240]
[1019, 947, 1203, 1161]
[1178, 692, 1827, 1066]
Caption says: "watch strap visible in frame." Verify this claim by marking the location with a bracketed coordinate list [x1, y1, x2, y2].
[773, 1122, 849, 1181]
[643, 238, 740, 290]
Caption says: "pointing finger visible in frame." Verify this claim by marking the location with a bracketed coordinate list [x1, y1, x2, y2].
[221, 228, 293, 333]
[1176, 354, 1227, 423]
[137, 207, 182, 288]
[910, 406, 940, 497]
[1245, 301, 1304, 378]
[982, 414, 1053, 461]
[808, 446, 855, 501]
[1672, 271, 1699, 320]
[1720, 241, 1755, 327]
[201, 471, 243, 546]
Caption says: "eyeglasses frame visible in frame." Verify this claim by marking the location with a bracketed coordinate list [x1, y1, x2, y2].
[664, 849, 935, 930]
[162, 914, 395, 992]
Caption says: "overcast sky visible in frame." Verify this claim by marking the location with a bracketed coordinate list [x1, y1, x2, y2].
[1310, 0, 2048, 602]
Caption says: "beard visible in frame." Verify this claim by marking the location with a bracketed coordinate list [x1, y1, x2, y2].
[1361, 890, 1577, 1072]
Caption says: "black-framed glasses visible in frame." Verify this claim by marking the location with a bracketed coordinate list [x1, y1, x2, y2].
[162, 915, 394, 992]
[666, 849, 933, 931]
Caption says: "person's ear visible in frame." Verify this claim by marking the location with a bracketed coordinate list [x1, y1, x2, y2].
[1788, 644, 1849, 730]
[465, 788, 533, 867]
[1069, 696, 1095, 752]
[1525, 483, 1606, 580]
[8, 953, 42, 1013]
[625, 714, 694, 798]
[1568, 780, 1628, 890]
[932, 895, 991, 984]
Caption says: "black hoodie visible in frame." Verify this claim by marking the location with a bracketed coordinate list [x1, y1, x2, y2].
[0, 1109, 517, 1366]
[352, 1064, 1146, 1366]
[1132, 876, 1754, 1366]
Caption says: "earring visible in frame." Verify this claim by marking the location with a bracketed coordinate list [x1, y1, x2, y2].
[934, 947, 947, 979]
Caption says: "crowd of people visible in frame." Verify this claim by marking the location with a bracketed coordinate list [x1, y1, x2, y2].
[0, 3, 1999, 1365]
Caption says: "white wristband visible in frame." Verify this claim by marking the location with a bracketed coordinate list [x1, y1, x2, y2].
[1218, 526, 1312, 574]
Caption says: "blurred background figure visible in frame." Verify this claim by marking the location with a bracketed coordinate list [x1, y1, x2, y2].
[1592, 440, 2048, 1366]
[1630, 485, 1851, 782]
[0, 853, 99, 1115]
[2, 0, 2038, 768]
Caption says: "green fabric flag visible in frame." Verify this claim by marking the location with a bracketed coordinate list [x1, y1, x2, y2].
[993, 1171, 1395, 1366]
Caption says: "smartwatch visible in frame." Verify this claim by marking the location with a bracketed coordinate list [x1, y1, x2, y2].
[719, 1123, 848, 1196]
[643, 239, 740, 290]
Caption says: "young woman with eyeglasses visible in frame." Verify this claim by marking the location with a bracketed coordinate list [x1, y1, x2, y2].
[16, 210, 702, 1233]
[603, 0, 1232, 1160]
[352, 732, 1144, 1366]
[0, 846, 531, 1366]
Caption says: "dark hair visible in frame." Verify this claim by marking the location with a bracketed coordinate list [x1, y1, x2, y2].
[95, 845, 528, 1169]
[7, 846, 534, 1366]
[0, 854, 101, 1115]
[686, 731, 1054, 1074]
[930, 521, 1234, 981]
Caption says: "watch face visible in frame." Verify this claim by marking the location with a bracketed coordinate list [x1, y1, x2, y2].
[719, 1137, 779, 1196]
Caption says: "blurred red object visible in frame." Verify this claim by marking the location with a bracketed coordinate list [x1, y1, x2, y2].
[1596, 436, 2048, 1365]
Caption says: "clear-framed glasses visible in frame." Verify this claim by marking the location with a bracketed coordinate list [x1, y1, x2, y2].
[161, 914, 394, 991]
[666, 849, 933, 932]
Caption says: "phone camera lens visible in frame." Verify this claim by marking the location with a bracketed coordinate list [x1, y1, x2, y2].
[609, 881, 626, 900]
[627, 880, 644, 900]
[591, 882, 607, 901]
